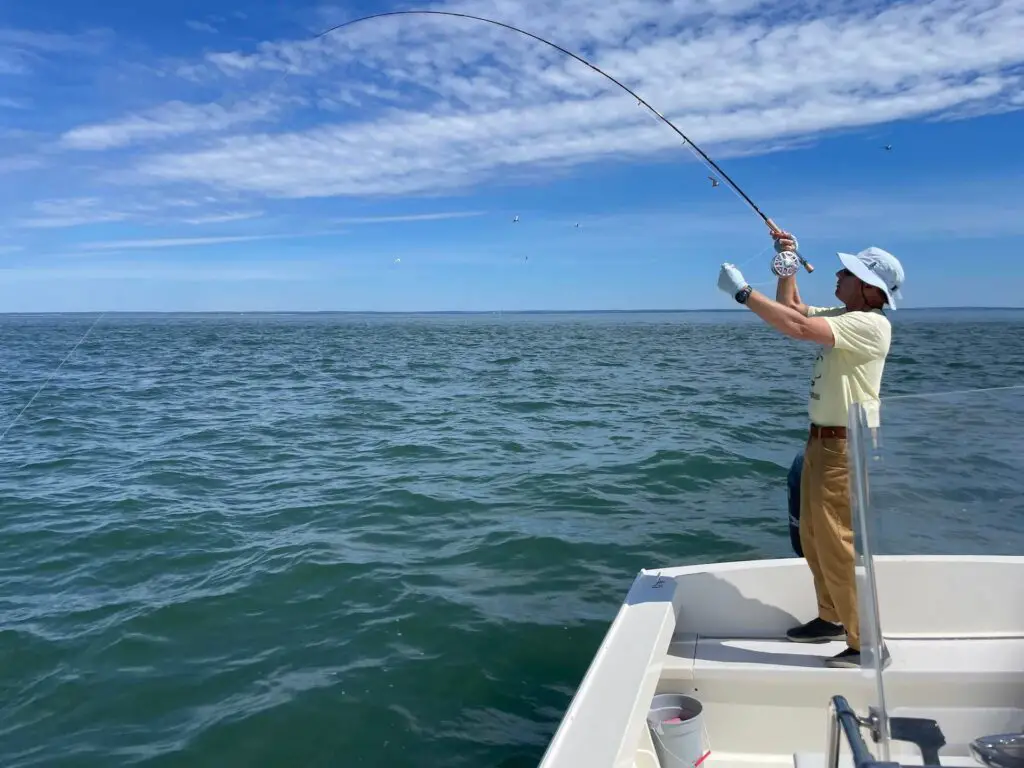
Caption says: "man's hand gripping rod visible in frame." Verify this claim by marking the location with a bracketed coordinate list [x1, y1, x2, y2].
[765, 218, 815, 274]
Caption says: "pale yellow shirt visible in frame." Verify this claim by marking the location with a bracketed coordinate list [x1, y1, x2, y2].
[805, 306, 892, 429]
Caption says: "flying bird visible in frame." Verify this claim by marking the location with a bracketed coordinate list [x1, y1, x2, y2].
[512, 215, 519, 223]
[708, 175, 720, 188]
[882, 144, 893, 151]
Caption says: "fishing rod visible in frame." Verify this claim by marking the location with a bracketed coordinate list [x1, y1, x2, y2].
[309, 9, 814, 273]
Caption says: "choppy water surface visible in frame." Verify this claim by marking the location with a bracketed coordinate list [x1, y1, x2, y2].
[2, 310, 1022, 767]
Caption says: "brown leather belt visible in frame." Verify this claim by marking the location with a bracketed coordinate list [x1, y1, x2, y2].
[810, 424, 847, 439]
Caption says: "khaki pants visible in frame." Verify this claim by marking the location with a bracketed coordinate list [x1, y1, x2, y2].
[800, 434, 859, 650]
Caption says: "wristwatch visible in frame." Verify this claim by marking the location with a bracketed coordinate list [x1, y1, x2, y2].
[735, 285, 753, 304]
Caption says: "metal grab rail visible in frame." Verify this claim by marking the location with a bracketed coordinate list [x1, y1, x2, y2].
[826, 696, 897, 768]
[826, 695, 955, 768]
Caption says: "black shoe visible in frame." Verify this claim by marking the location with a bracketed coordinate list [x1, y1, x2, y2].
[824, 646, 861, 668]
[825, 644, 892, 669]
[786, 618, 846, 643]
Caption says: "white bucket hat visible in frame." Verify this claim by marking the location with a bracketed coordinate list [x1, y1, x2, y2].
[837, 246, 905, 309]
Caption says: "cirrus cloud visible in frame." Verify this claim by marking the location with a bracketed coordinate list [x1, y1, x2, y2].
[82, 0, 1024, 199]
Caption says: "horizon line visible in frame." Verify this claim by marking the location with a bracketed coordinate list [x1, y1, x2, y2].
[1, 307, 1021, 316]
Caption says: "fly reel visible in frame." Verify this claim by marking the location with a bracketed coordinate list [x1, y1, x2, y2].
[771, 250, 801, 278]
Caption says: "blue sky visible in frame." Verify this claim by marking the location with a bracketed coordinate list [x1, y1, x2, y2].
[1, 0, 1022, 311]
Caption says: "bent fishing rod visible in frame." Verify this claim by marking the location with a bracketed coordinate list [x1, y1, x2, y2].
[310, 9, 814, 273]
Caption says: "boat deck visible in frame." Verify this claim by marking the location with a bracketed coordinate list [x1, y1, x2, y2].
[666, 634, 1024, 676]
[655, 635, 1024, 768]
[538, 558, 1024, 768]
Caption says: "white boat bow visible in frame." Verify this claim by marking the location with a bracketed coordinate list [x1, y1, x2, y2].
[539, 387, 1024, 768]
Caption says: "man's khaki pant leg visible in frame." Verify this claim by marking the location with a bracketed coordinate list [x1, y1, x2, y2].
[799, 440, 836, 623]
[799, 436, 859, 649]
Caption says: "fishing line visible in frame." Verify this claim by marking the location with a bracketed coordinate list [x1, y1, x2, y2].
[735, 242, 775, 272]
[275, 9, 815, 273]
[882, 384, 1024, 402]
[0, 313, 105, 443]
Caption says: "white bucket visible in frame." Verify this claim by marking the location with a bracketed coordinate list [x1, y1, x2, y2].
[647, 693, 705, 768]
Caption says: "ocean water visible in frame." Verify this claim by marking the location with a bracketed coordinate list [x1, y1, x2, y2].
[1, 309, 1022, 768]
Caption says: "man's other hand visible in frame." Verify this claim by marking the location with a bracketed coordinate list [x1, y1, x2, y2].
[718, 263, 748, 296]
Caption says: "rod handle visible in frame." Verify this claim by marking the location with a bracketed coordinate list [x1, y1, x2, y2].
[766, 218, 815, 273]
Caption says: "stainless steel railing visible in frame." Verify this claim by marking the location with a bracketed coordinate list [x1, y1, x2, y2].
[826, 695, 898, 768]
[826, 695, 970, 768]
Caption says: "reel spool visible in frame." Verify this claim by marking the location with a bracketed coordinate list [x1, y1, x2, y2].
[771, 250, 801, 278]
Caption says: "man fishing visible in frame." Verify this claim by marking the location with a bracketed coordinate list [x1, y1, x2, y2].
[717, 232, 905, 669]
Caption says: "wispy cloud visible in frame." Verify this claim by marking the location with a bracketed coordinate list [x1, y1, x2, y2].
[82, 0, 1019, 200]
[185, 20, 218, 34]
[16, 196, 259, 229]
[77, 230, 346, 251]
[59, 97, 285, 151]
[5, 0, 1024, 245]
[78, 235, 283, 251]
[0, 155, 44, 174]
[21, 197, 132, 228]
[334, 211, 486, 224]
[0, 27, 110, 76]
[0, 263, 322, 282]
[181, 211, 264, 225]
